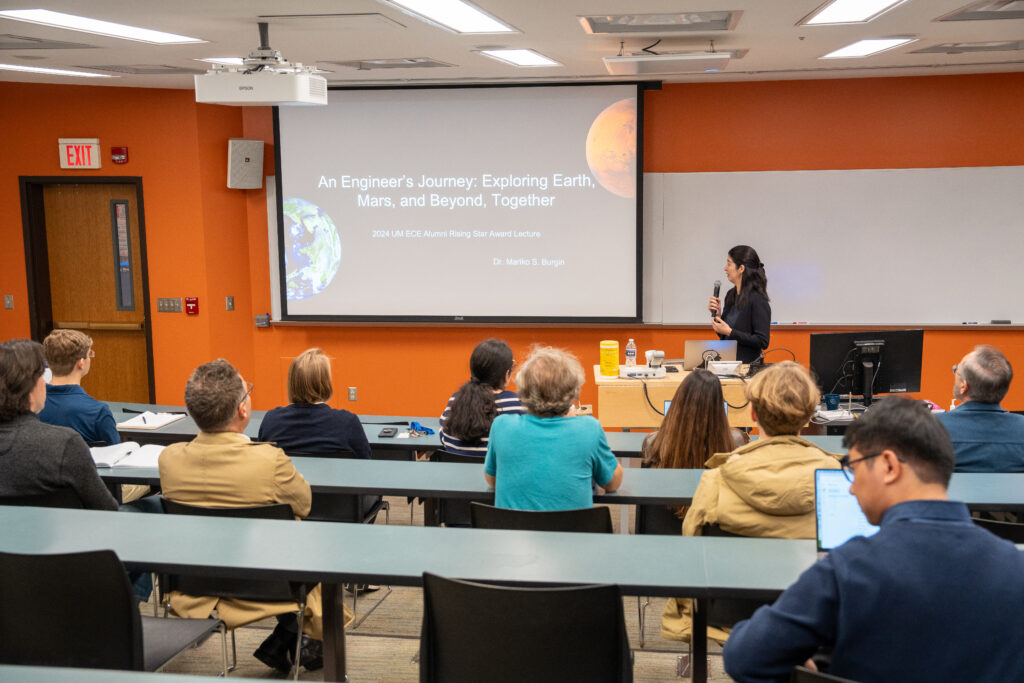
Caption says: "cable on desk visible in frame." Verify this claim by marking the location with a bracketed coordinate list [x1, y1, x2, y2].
[641, 382, 666, 416]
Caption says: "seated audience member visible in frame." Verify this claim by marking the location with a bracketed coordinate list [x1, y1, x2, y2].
[662, 361, 840, 642]
[484, 346, 622, 510]
[724, 398, 1024, 682]
[258, 347, 381, 540]
[642, 368, 733, 518]
[38, 329, 118, 445]
[159, 359, 346, 673]
[439, 338, 524, 456]
[258, 348, 371, 458]
[39, 329, 151, 505]
[0, 338, 118, 510]
[937, 344, 1024, 471]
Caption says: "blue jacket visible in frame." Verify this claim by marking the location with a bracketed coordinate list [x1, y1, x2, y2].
[936, 401, 1024, 472]
[723, 500, 1024, 683]
[38, 384, 120, 446]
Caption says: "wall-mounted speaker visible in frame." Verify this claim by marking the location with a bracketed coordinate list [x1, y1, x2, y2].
[227, 138, 264, 189]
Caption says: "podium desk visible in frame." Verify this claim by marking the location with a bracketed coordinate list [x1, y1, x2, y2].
[0, 506, 817, 683]
[593, 365, 754, 430]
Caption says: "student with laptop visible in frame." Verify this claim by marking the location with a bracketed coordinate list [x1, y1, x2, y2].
[708, 245, 771, 363]
[661, 361, 840, 643]
[724, 398, 1024, 682]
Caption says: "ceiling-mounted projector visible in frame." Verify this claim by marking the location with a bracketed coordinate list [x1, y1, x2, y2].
[194, 22, 327, 106]
[603, 52, 730, 75]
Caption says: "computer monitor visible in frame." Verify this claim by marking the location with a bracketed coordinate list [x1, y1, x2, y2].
[808, 329, 923, 406]
[683, 340, 737, 371]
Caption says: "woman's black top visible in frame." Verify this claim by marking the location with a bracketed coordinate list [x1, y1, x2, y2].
[719, 288, 771, 363]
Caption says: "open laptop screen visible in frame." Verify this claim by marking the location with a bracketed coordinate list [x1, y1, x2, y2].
[815, 469, 880, 552]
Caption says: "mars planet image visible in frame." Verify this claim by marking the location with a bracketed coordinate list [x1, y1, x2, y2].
[585, 98, 636, 199]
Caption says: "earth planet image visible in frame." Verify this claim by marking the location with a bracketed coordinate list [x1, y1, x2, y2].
[585, 98, 637, 199]
[283, 198, 342, 300]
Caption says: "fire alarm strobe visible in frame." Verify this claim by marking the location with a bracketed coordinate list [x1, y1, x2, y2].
[184, 297, 199, 315]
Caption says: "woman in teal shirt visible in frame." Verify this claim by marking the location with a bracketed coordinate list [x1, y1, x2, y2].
[484, 346, 622, 510]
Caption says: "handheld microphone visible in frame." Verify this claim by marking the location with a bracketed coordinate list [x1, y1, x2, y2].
[711, 280, 721, 318]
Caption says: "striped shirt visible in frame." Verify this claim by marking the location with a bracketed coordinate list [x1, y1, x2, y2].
[439, 389, 524, 457]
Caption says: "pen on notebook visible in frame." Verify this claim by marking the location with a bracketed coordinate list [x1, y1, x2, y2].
[141, 415, 147, 424]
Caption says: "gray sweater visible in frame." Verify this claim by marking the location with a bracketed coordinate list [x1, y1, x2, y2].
[0, 413, 118, 510]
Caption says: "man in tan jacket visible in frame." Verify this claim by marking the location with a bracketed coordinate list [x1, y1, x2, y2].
[662, 361, 841, 642]
[159, 359, 345, 673]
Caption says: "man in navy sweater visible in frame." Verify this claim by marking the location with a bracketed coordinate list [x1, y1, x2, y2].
[723, 398, 1024, 682]
[937, 344, 1024, 471]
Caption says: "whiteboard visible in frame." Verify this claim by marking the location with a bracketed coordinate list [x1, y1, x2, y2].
[645, 166, 1024, 325]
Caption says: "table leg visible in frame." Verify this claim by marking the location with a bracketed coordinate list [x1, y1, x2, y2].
[322, 583, 347, 682]
[692, 597, 708, 683]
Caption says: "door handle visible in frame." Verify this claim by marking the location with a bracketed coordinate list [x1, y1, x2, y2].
[54, 321, 144, 331]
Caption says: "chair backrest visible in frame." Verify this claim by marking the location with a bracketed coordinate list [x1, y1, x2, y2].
[425, 451, 481, 526]
[700, 524, 773, 627]
[973, 516, 1024, 543]
[634, 504, 683, 535]
[0, 549, 143, 670]
[0, 488, 85, 509]
[420, 572, 632, 683]
[160, 499, 300, 601]
[284, 449, 372, 522]
[470, 502, 613, 534]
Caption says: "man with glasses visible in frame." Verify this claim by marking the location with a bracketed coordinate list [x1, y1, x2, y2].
[723, 397, 1024, 682]
[937, 345, 1024, 471]
[39, 329, 118, 447]
[158, 359, 329, 673]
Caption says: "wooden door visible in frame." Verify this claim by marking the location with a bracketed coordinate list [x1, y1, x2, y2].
[42, 184, 151, 402]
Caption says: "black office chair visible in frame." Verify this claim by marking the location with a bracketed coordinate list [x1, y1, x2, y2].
[470, 502, 613, 533]
[677, 524, 775, 678]
[973, 516, 1024, 543]
[633, 503, 683, 647]
[791, 665, 859, 682]
[0, 549, 225, 674]
[424, 450, 482, 527]
[159, 499, 308, 678]
[284, 449, 393, 628]
[0, 488, 84, 508]
[420, 572, 633, 682]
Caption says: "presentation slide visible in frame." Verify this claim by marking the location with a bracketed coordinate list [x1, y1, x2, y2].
[275, 84, 640, 322]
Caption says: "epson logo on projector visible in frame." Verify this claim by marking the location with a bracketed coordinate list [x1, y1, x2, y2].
[239, 86, 254, 91]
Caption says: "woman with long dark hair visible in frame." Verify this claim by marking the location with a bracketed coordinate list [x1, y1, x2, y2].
[439, 339, 524, 456]
[642, 369, 733, 517]
[709, 244, 771, 364]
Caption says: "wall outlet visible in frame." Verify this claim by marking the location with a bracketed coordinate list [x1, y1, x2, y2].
[225, 296, 235, 311]
[348, 387, 357, 401]
[157, 297, 182, 313]
[3, 295, 12, 310]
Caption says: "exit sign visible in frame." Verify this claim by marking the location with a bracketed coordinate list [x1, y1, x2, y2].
[58, 138, 101, 169]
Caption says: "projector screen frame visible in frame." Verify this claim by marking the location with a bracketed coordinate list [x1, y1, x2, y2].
[272, 81, 651, 325]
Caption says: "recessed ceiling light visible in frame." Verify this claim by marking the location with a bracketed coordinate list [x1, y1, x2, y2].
[477, 49, 560, 67]
[579, 11, 742, 34]
[0, 62, 114, 77]
[800, 0, 909, 25]
[821, 38, 916, 58]
[379, 0, 516, 34]
[0, 9, 204, 44]
[197, 57, 245, 66]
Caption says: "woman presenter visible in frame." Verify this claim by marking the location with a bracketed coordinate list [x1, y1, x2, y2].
[708, 245, 771, 364]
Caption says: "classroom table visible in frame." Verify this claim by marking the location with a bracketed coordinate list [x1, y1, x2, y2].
[0, 665, 256, 683]
[97, 458, 1024, 512]
[0, 506, 818, 683]
[107, 401, 846, 458]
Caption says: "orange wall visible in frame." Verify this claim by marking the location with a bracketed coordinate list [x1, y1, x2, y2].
[2, 75, 1022, 415]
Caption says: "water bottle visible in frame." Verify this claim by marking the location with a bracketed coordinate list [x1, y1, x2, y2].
[625, 338, 637, 367]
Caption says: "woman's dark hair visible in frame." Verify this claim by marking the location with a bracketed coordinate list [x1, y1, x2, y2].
[444, 339, 515, 444]
[0, 339, 46, 421]
[724, 244, 769, 309]
[643, 369, 733, 515]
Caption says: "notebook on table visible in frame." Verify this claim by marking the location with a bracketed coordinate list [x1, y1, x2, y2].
[815, 469, 880, 556]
